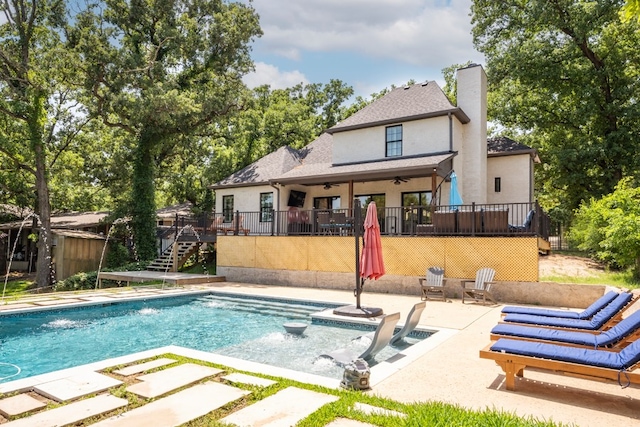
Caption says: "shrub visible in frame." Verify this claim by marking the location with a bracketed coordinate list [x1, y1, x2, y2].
[54, 260, 151, 292]
[569, 177, 640, 278]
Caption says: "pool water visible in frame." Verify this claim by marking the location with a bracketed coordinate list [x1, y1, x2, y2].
[0, 293, 428, 382]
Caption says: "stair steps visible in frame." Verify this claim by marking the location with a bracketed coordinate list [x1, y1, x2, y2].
[147, 241, 199, 272]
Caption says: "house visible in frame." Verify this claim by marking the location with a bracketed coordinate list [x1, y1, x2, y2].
[208, 64, 549, 297]
[211, 64, 540, 233]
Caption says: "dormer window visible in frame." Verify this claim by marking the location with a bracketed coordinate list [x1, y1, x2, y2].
[386, 125, 402, 157]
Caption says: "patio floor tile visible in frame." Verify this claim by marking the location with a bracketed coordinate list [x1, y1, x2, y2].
[33, 371, 122, 403]
[126, 363, 222, 398]
[3, 394, 127, 427]
[221, 386, 338, 427]
[92, 381, 249, 427]
[112, 358, 177, 376]
[0, 394, 46, 417]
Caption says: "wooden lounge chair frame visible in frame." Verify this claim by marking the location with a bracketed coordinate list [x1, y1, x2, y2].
[479, 342, 640, 391]
[418, 267, 447, 301]
[461, 267, 496, 304]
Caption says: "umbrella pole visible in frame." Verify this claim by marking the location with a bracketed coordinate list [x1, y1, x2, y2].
[354, 202, 361, 309]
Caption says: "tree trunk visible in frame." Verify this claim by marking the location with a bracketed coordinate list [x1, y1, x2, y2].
[131, 130, 158, 261]
[30, 92, 54, 288]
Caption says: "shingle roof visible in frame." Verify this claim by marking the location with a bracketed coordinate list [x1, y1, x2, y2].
[275, 151, 455, 185]
[328, 81, 469, 134]
[212, 146, 301, 189]
[488, 136, 538, 161]
[0, 211, 110, 230]
[52, 229, 106, 240]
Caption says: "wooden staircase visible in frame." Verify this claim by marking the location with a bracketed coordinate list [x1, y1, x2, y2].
[147, 241, 200, 272]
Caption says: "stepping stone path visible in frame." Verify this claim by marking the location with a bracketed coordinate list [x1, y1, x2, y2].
[112, 358, 177, 376]
[0, 394, 46, 417]
[33, 371, 122, 403]
[3, 394, 127, 427]
[221, 386, 339, 427]
[126, 363, 222, 398]
[92, 381, 249, 427]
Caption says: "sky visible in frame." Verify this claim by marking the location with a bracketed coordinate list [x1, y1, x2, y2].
[242, 0, 485, 99]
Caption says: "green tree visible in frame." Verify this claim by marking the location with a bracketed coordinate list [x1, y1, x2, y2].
[569, 178, 640, 279]
[471, 0, 640, 216]
[73, 0, 262, 260]
[0, 0, 89, 287]
[211, 81, 353, 175]
[441, 61, 473, 105]
[622, 0, 640, 21]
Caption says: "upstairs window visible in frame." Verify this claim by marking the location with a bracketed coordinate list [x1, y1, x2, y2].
[494, 177, 501, 193]
[386, 125, 402, 157]
[260, 192, 273, 222]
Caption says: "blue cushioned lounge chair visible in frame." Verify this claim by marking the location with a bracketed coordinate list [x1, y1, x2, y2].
[480, 337, 640, 391]
[491, 308, 640, 349]
[319, 312, 401, 366]
[501, 292, 633, 330]
[501, 290, 619, 319]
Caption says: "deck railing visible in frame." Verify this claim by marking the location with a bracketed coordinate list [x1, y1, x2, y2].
[170, 202, 550, 240]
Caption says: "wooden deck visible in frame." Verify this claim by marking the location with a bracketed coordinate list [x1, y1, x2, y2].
[97, 271, 225, 287]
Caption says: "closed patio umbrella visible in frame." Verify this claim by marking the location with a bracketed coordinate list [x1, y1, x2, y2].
[449, 171, 463, 206]
[333, 199, 383, 318]
[360, 202, 385, 281]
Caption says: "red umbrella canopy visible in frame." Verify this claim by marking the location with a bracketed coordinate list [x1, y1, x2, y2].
[359, 202, 385, 280]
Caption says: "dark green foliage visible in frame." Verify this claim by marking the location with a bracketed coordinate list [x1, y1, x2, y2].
[569, 177, 640, 279]
[105, 241, 131, 269]
[74, 0, 263, 259]
[471, 0, 640, 214]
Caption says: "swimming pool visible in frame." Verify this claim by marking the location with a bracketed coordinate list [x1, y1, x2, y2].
[0, 292, 430, 382]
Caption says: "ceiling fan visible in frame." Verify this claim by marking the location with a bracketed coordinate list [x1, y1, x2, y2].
[392, 177, 409, 185]
[323, 183, 339, 190]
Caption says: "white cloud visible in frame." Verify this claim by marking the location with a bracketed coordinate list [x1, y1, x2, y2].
[250, 0, 483, 68]
[243, 62, 309, 89]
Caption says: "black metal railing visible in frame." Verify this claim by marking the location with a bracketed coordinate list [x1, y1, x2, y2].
[167, 202, 550, 240]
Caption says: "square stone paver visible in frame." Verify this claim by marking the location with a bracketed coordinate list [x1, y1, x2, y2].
[33, 371, 122, 403]
[221, 373, 276, 388]
[126, 363, 222, 398]
[3, 394, 127, 427]
[221, 386, 338, 427]
[0, 394, 46, 417]
[112, 358, 177, 376]
[93, 381, 249, 427]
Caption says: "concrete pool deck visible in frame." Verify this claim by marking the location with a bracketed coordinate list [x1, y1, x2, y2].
[1, 282, 640, 426]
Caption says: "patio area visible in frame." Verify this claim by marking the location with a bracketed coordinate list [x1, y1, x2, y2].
[1, 282, 638, 426]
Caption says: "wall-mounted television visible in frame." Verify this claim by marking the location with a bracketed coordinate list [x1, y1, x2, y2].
[288, 190, 306, 208]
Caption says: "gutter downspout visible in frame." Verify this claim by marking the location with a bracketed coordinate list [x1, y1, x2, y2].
[448, 112, 453, 152]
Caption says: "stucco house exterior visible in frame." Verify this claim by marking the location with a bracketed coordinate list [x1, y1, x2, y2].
[211, 64, 539, 234]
